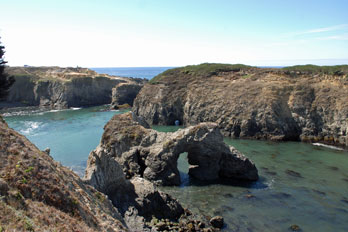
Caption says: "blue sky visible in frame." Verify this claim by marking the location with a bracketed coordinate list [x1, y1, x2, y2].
[0, 0, 347, 67]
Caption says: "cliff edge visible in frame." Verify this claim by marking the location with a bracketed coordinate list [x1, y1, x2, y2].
[133, 63, 348, 147]
[3, 66, 145, 109]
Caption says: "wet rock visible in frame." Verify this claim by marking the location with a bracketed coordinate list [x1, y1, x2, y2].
[340, 198, 348, 204]
[312, 189, 326, 196]
[156, 221, 168, 231]
[328, 166, 339, 171]
[271, 192, 292, 199]
[265, 170, 277, 176]
[210, 216, 224, 229]
[43, 147, 50, 155]
[245, 194, 255, 199]
[223, 193, 234, 198]
[289, 224, 302, 231]
[285, 170, 303, 178]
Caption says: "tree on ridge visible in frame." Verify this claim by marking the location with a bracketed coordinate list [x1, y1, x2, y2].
[0, 36, 14, 100]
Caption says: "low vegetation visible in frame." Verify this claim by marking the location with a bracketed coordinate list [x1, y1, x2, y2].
[149, 63, 253, 84]
[282, 64, 348, 75]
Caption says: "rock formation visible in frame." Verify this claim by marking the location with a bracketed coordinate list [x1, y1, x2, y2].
[3, 66, 144, 109]
[111, 82, 144, 109]
[0, 116, 127, 231]
[0, 113, 218, 231]
[133, 63, 348, 147]
[84, 112, 257, 230]
[85, 112, 258, 187]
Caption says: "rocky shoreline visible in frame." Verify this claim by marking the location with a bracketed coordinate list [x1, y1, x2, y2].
[0, 109, 258, 231]
[133, 63, 348, 147]
[84, 112, 258, 230]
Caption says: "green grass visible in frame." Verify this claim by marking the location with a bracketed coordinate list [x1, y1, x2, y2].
[282, 64, 348, 75]
[149, 63, 253, 84]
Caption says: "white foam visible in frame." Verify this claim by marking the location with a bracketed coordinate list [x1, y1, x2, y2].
[20, 121, 42, 135]
[71, 107, 82, 110]
[312, 143, 344, 151]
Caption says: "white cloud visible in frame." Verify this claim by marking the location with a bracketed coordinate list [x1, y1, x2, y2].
[281, 24, 348, 38]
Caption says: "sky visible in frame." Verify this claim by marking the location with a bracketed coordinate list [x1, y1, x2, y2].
[0, 0, 347, 67]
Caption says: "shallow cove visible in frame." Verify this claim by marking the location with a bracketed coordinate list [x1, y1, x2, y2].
[3, 109, 348, 231]
[155, 126, 348, 232]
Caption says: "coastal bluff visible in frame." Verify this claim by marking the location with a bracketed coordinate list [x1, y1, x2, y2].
[0, 116, 127, 231]
[133, 63, 348, 147]
[3, 66, 146, 109]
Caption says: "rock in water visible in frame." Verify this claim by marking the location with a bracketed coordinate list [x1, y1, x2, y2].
[133, 63, 348, 147]
[85, 112, 258, 187]
[43, 147, 50, 155]
[210, 216, 224, 229]
[84, 137, 184, 228]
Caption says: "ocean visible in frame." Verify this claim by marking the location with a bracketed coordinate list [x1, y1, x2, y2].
[90, 67, 175, 79]
[2, 67, 348, 231]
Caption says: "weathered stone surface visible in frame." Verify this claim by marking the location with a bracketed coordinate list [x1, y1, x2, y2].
[111, 82, 144, 109]
[85, 112, 258, 187]
[84, 142, 184, 228]
[3, 66, 143, 109]
[133, 64, 348, 147]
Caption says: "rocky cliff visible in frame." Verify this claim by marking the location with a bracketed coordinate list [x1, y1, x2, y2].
[85, 112, 258, 186]
[111, 82, 144, 109]
[4, 66, 144, 109]
[133, 63, 348, 147]
[0, 116, 127, 231]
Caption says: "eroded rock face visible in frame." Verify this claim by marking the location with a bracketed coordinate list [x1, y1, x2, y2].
[85, 112, 258, 187]
[84, 137, 184, 229]
[4, 66, 143, 109]
[133, 64, 348, 147]
[111, 82, 145, 109]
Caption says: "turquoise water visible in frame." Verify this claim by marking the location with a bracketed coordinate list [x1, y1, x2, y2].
[4, 106, 126, 176]
[4, 110, 348, 231]
[155, 126, 348, 232]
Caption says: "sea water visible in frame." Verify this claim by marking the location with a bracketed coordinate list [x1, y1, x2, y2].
[3, 109, 348, 231]
[3, 105, 127, 176]
[90, 67, 175, 79]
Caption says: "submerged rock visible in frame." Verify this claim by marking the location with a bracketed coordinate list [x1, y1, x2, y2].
[210, 216, 224, 229]
[285, 170, 303, 178]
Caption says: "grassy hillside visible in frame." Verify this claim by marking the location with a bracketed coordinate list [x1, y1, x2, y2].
[149, 63, 253, 84]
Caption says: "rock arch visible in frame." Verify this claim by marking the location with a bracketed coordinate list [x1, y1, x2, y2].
[86, 113, 258, 186]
